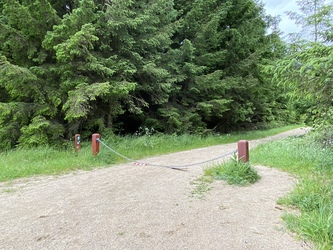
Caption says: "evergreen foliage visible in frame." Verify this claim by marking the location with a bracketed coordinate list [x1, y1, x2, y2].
[273, 1, 333, 134]
[0, 0, 293, 149]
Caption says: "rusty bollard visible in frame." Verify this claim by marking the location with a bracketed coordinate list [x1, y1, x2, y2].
[92, 133, 100, 156]
[238, 140, 249, 163]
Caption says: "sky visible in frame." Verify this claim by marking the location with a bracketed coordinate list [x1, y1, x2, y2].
[261, 0, 301, 35]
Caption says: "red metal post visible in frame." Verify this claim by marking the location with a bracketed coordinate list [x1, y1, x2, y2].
[238, 140, 249, 163]
[92, 133, 100, 156]
[74, 134, 81, 152]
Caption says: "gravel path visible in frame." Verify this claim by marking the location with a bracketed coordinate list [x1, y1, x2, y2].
[0, 128, 312, 249]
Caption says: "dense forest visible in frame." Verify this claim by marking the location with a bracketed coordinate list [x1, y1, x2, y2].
[1, 0, 332, 150]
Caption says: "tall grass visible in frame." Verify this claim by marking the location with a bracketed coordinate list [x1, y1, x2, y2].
[251, 135, 333, 249]
[104, 124, 302, 159]
[204, 156, 261, 186]
[0, 146, 116, 181]
[0, 124, 301, 182]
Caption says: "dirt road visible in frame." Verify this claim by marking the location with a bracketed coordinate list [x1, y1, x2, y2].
[0, 128, 312, 249]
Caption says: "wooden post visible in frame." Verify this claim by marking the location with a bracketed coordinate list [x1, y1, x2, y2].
[92, 133, 100, 156]
[238, 140, 249, 163]
[74, 134, 81, 152]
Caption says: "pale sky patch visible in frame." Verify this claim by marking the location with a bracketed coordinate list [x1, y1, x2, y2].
[261, 0, 301, 35]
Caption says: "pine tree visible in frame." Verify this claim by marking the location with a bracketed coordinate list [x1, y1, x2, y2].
[0, 0, 178, 148]
[0, 0, 62, 148]
[95, 0, 178, 132]
[0, 0, 294, 149]
[158, 0, 281, 132]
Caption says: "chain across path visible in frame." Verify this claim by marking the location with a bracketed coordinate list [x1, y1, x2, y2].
[97, 138, 238, 170]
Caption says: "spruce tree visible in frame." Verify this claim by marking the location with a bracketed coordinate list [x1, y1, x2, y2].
[159, 0, 282, 132]
[0, 0, 62, 148]
[0, 0, 293, 149]
[0, 0, 178, 147]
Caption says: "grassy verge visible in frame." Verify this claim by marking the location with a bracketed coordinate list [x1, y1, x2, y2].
[250, 135, 333, 249]
[0, 124, 301, 182]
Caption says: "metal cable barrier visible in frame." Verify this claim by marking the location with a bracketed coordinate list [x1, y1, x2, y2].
[97, 138, 238, 170]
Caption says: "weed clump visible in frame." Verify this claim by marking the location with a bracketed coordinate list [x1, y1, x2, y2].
[205, 158, 261, 186]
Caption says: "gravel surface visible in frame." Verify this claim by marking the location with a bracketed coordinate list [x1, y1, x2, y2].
[0, 128, 313, 249]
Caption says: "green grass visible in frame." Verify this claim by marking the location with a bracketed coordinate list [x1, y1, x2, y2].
[104, 124, 302, 159]
[5, 124, 330, 247]
[251, 135, 333, 249]
[0, 146, 116, 181]
[0, 124, 301, 182]
[204, 156, 261, 186]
